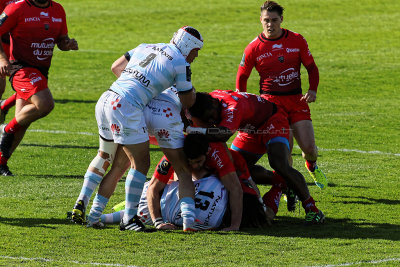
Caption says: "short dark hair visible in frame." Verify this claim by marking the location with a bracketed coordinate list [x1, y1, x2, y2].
[183, 134, 209, 159]
[260, 1, 284, 16]
[188, 92, 214, 119]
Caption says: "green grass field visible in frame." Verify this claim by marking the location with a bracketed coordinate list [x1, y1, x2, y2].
[0, 0, 399, 266]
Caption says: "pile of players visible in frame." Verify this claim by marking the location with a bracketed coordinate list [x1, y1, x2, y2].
[0, 0, 328, 231]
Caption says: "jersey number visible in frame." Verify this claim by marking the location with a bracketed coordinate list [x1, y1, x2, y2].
[194, 191, 215, 211]
[139, 53, 157, 67]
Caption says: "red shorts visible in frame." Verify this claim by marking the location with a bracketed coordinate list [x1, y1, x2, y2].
[262, 94, 311, 125]
[231, 108, 290, 155]
[11, 67, 48, 100]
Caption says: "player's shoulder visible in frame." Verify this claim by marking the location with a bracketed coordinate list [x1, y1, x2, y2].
[3, 0, 25, 12]
[285, 29, 306, 40]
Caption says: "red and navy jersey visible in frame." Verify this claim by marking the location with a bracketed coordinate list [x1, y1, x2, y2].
[210, 90, 276, 132]
[0, 0, 68, 67]
[237, 29, 315, 95]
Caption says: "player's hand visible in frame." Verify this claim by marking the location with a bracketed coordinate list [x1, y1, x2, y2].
[301, 90, 317, 103]
[66, 38, 79, 50]
[156, 223, 178, 230]
[0, 58, 10, 77]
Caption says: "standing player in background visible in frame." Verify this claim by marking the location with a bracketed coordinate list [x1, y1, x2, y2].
[92, 26, 203, 232]
[236, 1, 328, 190]
[0, 0, 78, 176]
[0, 0, 17, 124]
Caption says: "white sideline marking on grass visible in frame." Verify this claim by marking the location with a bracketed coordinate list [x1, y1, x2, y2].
[310, 257, 400, 267]
[0, 255, 138, 267]
[29, 129, 400, 157]
[28, 129, 96, 136]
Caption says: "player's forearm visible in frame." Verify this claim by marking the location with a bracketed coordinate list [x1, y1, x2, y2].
[147, 192, 163, 220]
[305, 61, 319, 92]
[220, 173, 243, 229]
[236, 68, 249, 92]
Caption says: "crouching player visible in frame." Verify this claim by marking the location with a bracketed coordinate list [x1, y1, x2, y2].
[101, 134, 270, 230]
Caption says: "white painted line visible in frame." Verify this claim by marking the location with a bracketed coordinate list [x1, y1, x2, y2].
[28, 129, 96, 136]
[27, 129, 400, 157]
[0, 255, 138, 267]
[309, 257, 400, 267]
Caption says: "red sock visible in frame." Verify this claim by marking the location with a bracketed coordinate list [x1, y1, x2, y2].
[0, 153, 9, 163]
[1, 93, 17, 112]
[306, 160, 317, 172]
[272, 171, 287, 189]
[302, 196, 319, 213]
[5, 117, 21, 134]
[262, 185, 282, 214]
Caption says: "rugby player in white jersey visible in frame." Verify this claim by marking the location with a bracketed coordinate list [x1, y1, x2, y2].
[70, 26, 203, 232]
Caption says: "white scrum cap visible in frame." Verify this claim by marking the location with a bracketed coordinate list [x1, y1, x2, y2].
[171, 26, 203, 58]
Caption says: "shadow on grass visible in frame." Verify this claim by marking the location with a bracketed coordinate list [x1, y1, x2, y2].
[0, 216, 398, 241]
[55, 99, 97, 104]
[332, 195, 400, 205]
[0, 217, 77, 229]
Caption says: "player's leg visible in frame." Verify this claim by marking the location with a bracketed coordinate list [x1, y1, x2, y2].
[162, 147, 196, 231]
[87, 145, 129, 227]
[71, 138, 118, 224]
[292, 119, 327, 189]
[267, 141, 325, 225]
[0, 93, 17, 125]
[119, 141, 151, 231]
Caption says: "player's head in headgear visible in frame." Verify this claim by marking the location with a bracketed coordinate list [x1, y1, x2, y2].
[171, 26, 203, 63]
[183, 134, 209, 171]
[188, 92, 221, 126]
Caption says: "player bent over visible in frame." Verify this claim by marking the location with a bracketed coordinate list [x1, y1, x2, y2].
[187, 90, 325, 225]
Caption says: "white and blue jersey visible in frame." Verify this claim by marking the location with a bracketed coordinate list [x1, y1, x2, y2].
[160, 175, 228, 229]
[110, 43, 193, 109]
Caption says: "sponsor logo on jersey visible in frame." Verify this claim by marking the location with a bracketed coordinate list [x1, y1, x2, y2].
[122, 68, 150, 87]
[31, 38, 55, 61]
[256, 52, 272, 62]
[163, 107, 173, 118]
[111, 99, 121, 110]
[276, 68, 299, 86]
[204, 195, 222, 226]
[210, 149, 224, 169]
[224, 107, 236, 123]
[52, 17, 62, 23]
[151, 46, 173, 60]
[0, 12, 8, 26]
[40, 12, 49, 18]
[278, 56, 284, 63]
[157, 129, 170, 139]
[272, 44, 283, 51]
[25, 17, 40, 22]
[186, 66, 192, 82]
[286, 48, 300, 53]
[29, 73, 42, 85]
[111, 124, 120, 134]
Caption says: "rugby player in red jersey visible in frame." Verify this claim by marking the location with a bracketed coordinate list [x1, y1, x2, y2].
[236, 1, 328, 190]
[0, 0, 18, 124]
[0, 0, 78, 176]
[187, 90, 325, 225]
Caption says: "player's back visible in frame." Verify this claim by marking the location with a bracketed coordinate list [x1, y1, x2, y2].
[210, 90, 276, 131]
[110, 43, 189, 109]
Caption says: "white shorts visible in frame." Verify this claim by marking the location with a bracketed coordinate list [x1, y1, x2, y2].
[95, 90, 149, 145]
[144, 98, 184, 149]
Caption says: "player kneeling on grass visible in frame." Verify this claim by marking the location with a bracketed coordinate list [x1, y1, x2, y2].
[101, 134, 271, 231]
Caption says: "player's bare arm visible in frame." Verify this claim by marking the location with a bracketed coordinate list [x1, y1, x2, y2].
[178, 87, 196, 109]
[219, 172, 243, 231]
[57, 35, 78, 51]
[111, 55, 129, 78]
